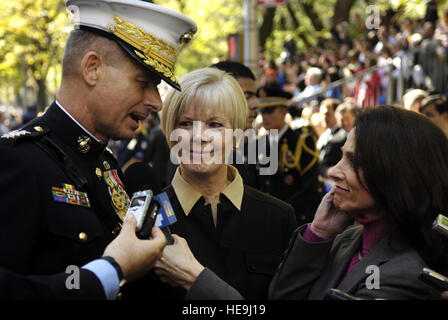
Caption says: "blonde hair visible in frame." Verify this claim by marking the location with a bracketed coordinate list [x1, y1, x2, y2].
[161, 67, 248, 148]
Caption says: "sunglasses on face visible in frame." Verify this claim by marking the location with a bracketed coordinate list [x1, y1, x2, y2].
[260, 107, 278, 115]
[244, 91, 257, 101]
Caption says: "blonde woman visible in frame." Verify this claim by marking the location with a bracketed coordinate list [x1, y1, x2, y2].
[152, 68, 297, 300]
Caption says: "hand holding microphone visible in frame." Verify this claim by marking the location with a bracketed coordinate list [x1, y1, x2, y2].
[418, 214, 448, 299]
[103, 213, 166, 282]
[154, 234, 205, 290]
[123, 162, 177, 244]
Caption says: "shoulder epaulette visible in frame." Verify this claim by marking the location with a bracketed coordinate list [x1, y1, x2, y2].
[0, 125, 49, 145]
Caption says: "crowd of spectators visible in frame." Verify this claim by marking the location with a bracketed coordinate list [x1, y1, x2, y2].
[259, 4, 448, 139]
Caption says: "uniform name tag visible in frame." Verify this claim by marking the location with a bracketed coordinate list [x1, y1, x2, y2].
[52, 184, 90, 207]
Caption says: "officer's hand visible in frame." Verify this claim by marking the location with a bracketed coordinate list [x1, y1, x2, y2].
[103, 214, 166, 282]
[310, 186, 354, 239]
[154, 235, 204, 290]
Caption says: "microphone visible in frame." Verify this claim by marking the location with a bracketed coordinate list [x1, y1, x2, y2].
[432, 214, 448, 237]
[123, 161, 162, 196]
[123, 161, 176, 244]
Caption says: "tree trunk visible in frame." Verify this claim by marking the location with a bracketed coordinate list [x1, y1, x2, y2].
[286, 3, 299, 29]
[286, 3, 312, 47]
[332, 0, 356, 27]
[36, 78, 47, 111]
[300, 1, 323, 31]
[259, 7, 277, 50]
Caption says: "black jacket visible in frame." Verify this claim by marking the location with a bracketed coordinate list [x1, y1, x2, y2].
[0, 102, 122, 285]
[259, 127, 324, 224]
[135, 183, 297, 300]
[0, 266, 104, 299]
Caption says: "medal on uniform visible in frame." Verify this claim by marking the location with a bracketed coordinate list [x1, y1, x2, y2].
[103, 169, 130, 221]
[52, 183, 90, 207]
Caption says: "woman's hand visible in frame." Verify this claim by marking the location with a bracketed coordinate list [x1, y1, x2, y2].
[154, 235, 205, 290]
[310, 187, 354, 239]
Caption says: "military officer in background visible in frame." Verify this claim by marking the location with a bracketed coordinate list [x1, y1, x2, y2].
[0, 0, 196, 298]
[258, 96, 324, 224]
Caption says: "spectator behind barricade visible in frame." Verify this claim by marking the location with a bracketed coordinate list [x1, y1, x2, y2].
[309, 111, 326, 139]
[354, 55, 381, 108]
[292, 67, 324, 106]
[334, 21, 353, 47]
[402, 88, 428, 113]
[325, 66, 342, 100]
[277, 61, 287, 90]
[335, 102, 359, 133]
[261, 60, 280, 90]
[435, 8, 448, 47]
[317, 98, 347, 181]
[283, 34, 297, 61]
[269, 106, 448, 300]
[418, 22, 447, 94]
[419, 94, 448, 137]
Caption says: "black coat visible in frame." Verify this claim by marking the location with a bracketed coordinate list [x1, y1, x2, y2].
[259, 127, 324, 224]
[0, 102, 123, 284]
[133, 183, 297, 300]
[0, 266, 104, 299]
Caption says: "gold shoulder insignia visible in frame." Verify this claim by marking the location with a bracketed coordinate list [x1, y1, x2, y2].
[280, 130, 319, 176]
[1, 130, 31, 139]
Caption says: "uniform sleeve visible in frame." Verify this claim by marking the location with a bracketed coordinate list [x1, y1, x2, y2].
[82, 259, 120, 300]
[269, 224, 333, 300]
[186, 268, 244, 300]
[0, 144, 42, 273]
[0, 265, 105, 300]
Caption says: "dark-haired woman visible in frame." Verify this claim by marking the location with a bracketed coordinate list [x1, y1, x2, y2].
[269, 106, 448, 300]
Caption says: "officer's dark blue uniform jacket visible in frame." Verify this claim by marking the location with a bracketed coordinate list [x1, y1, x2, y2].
[0, 102, 122, 278]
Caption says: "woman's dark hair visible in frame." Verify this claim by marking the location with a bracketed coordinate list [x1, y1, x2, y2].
[353, 106, 448, 271]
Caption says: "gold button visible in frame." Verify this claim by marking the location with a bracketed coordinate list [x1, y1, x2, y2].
[95, 167, 102, 179]
[34, 126, 43, 132]
[79, 232, 88, 241]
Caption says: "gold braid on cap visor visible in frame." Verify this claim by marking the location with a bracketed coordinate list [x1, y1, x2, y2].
[108, 15, 178, 84]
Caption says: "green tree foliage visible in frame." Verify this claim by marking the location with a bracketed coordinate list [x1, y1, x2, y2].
[153, 0, 243, 77]
[1, 0, 448, 107]
[0, 0, 69, 109]
[263, 0, 448, 63]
